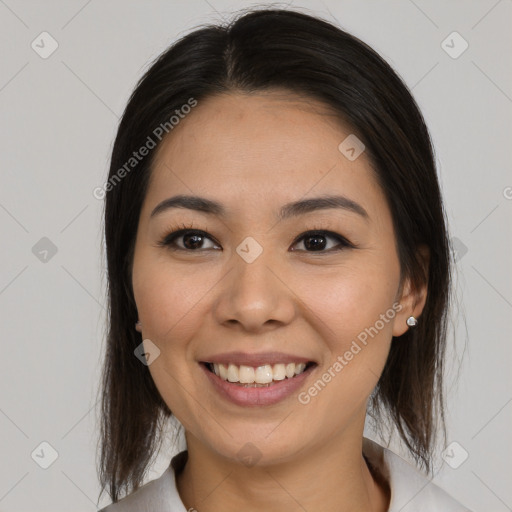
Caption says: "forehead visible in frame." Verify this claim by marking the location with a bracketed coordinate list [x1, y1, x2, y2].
[143, 92, 387, 224]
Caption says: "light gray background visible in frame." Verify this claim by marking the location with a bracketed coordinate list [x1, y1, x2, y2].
[0, 0, 511, 510]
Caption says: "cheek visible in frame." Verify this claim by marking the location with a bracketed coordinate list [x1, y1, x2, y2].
[295, 272, 397, 436]
[132, 251, 212, 345]
[315, 265, 396, 338]
[305, 260, 398, 395]
[132, 256, 215, 427]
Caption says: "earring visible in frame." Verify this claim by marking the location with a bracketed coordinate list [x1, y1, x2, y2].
[406, 316, 417, 327]
[135, 320, 142, 332]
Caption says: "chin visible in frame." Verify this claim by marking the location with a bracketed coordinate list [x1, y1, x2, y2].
[199, 429, 309, 468]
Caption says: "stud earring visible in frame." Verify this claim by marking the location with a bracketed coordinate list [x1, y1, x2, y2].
[406, 316, 417, 327]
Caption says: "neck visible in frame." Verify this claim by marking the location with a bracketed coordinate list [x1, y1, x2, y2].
[176, 426, 390, 512]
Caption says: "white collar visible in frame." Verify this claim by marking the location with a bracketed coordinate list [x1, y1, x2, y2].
[99, 437, 471, 511]
[362, 437, 470, 511]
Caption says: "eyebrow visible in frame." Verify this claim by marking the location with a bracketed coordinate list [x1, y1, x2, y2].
[150, 194, 369, 222]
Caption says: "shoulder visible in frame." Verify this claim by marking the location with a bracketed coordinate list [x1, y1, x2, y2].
[363, 437, 472, 512]
[99, 443, 472, 511]
[98, 453, 188, 512]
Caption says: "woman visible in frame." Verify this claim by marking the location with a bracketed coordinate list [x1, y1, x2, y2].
[96, 7, 471, 511]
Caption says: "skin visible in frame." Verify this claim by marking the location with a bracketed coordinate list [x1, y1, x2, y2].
[131, 90, 429, 512]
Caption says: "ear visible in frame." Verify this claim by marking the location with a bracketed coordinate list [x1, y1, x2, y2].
[392, 244, 430, 337]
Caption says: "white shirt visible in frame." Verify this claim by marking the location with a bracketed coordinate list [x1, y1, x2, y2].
[98, 437, 472, 511]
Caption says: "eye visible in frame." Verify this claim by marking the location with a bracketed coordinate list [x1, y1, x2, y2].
[157, 224, 354, 253]
[290, 230, 353, 252]
[157, 226, 220, 251]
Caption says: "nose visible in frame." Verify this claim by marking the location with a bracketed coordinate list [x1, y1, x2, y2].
[212, 250, 296, 333]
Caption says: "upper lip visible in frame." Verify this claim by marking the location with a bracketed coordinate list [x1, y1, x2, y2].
[201, 351, 316, 367]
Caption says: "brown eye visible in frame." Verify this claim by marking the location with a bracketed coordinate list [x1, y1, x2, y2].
[158, 228, 353, 253]
[291, 230, 352, 252]
[159, 229, 220, 251]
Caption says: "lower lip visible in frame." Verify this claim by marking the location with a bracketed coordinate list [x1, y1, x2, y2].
[200, 363, 315, 407]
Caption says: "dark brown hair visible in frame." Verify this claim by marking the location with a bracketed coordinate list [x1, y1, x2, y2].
[97, 7, 454, 504]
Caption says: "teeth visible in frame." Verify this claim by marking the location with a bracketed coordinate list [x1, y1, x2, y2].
[272, 363, 286, 381]
[239, 365, 255, 383]
[227, 364, 239, 382]
[211, 362, 309, 384]
[218, 363, 227, 380]
[255, 365, 273, 384]
[295, 363, 306, 375]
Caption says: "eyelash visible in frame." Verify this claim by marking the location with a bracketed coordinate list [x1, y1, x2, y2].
[156, 222, 355, 253]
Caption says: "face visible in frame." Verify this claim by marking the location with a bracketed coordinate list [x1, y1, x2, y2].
[131, 91, 421, 465]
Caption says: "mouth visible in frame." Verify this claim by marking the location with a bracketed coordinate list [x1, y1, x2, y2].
[201, 361, 317, 387]
[199, 359, 318, 407]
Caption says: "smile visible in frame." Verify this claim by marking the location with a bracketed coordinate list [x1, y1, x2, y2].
[200, 361, 318, 406]
[205, 362, 313, 386]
